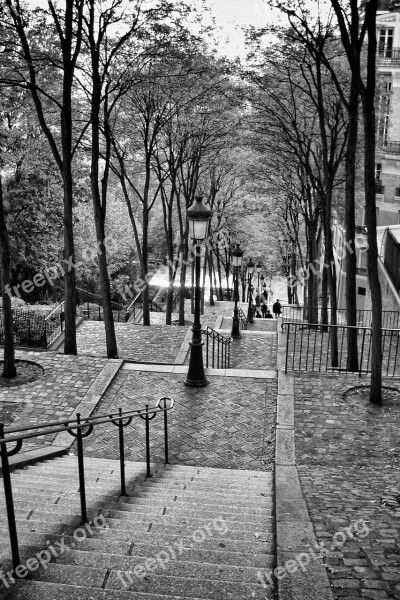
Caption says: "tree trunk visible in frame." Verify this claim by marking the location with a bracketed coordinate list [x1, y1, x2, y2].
[345, 77, 359, 371]
[363, 0, 382, 403]
[89, 41, 117, 357]
[307, 227, 319, 324]
[0, 179, 16, 378]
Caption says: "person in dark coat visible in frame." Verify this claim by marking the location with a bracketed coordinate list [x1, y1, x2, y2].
[266, 309, 273, 319]
[261, 303, 267, 318]
[272, 299, 282, 318]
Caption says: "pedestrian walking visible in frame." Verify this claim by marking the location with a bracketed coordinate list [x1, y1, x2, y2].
[272, 299, 282, 319]
[262, 288, 268, 303]
[261, 303, 267, 318]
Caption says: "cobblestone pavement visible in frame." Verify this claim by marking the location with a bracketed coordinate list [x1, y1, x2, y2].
[230, 334, 277, 369]
[295, 372, 400, 599]
[145, 299, 235, 328]
[80, 370, 277, 470]
[222, 317, 278, 332]
[76, 321, 187, 362]
[0, 349, 107, 447]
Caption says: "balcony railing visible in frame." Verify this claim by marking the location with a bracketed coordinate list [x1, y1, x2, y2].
[377, 47, 400, 63]
[376, 141, 400, 156]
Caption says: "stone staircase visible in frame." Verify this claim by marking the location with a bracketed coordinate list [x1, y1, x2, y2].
[0, 456, 276, 599]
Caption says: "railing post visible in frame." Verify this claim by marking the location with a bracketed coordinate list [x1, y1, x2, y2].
[118, 408, 126, 496]
[285, 323, 289, 374]
[145, 405, 151, 478]
[162, 399, 169, 465]
[76, 414, 88, 523]
[0, 423, 20, 569]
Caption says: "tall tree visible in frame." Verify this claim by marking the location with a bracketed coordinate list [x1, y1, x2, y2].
[0, 177, 16, 378]
[3, 0, 85, 354]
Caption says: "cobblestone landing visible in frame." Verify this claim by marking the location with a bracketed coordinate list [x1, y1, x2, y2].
[80, 369, 277, 470]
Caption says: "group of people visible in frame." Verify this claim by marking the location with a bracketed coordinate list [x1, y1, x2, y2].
[253, 291, 282, 319]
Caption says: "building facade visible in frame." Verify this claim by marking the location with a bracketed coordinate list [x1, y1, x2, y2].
[372, 0, 400, 226]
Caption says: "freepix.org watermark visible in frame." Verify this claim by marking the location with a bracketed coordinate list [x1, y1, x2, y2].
[2, 231, 231, 302]
[0, 514, 109, 588]
[288, 235, 369, 290]
[257, 518, 372, 589]
[115, 517, 228, 588]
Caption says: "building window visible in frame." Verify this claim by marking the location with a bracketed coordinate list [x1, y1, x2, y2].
[375, 163, 382, 181]
[378, 28, 394, 58]
[376, 76, 392, 145]
[358, 287, 366, 296]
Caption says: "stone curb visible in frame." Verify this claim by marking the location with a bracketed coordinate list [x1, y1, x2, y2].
[52, 359, 124, 448]
[275, 323, 334, 600]
[174, 325, 192, 364]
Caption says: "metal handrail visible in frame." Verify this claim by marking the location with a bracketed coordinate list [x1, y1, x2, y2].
[125, 292, 142, 321]
[281, 305, 399, 329]
[44, 300, 65, 345]
[282, 320, 400, 376]
[202, 325, 232, 368]
[0, 397, 174, 570]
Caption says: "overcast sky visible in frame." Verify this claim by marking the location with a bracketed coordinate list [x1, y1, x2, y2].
[205, 0, 281, 59]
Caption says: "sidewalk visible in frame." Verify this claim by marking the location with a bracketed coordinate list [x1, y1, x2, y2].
[275, 324, 400, 600]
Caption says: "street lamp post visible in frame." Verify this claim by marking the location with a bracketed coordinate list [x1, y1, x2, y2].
[184, 196, 212, 388]
[256, 262, 262, 295]
[247, 258, 255, 324]
[231, 243, 244, 338]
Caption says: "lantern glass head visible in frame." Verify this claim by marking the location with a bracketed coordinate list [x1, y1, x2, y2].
[187, 196, 212, 242]
[231, 243, 244, 268]
[256, 262, 262, 273]
[247, 258, 255, 275]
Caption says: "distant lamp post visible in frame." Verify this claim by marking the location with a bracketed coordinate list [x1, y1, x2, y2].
[247, 258, 255, 324]
[256, 262, 262, 293]
[231, 243, 244, 338]
[184, 196, 212, 388]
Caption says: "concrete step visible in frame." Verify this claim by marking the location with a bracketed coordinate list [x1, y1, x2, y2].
[0, 581, 275, 600]
[0, 530, 274, 558]
[0, 563, 273, 599]
[0, 532, 273, 567]
[0, 456, 276, 600]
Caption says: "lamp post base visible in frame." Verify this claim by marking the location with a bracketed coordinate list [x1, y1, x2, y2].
[184, 375, 209, 387]
[184, 340, 209, 387]
[231, 312, 241, 338]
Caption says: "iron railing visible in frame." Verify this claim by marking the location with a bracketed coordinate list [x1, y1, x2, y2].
[44, 300, 65, 345]
[0, 305, 64, 349]
[0, 396, 174, 570]
[376, 141, 400, 156]
[281, 304, 399, 329]
[202, 326, 232, 368]
[126, 292, 143, 321]
[282, 321, 400, 377]
[76, 302, 129, 323]
[76, 287, 128, 322]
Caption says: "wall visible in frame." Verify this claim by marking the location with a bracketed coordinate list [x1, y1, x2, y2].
[363, 256, 400, 315]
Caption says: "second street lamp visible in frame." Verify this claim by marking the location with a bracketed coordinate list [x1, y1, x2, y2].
[231, 243, 244, 338]
[256, 262, 262, 293]
[247, 258, 255, 324]
[184, 196, 212, 388]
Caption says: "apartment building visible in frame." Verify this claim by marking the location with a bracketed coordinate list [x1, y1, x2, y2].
[371, 0, 400, 226]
